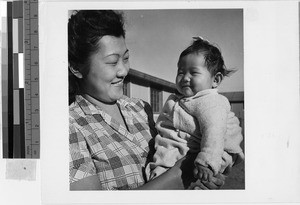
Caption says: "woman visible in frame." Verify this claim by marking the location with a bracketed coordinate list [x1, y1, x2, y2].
[68, 10, 226, 190]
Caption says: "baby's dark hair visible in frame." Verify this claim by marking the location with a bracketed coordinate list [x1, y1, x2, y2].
[178, 37, 234, 77]
[68, 10, 125, 103]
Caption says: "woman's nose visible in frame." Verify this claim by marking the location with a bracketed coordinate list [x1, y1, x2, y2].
[117, 62, 129, 77]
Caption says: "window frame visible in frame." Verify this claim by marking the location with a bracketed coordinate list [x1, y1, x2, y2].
[150, 86, 162, 114]
[123, 78, 130, 97]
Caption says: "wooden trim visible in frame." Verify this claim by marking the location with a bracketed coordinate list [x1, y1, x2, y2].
[128, 69, 176, 91]
[220, 91, 244, 103]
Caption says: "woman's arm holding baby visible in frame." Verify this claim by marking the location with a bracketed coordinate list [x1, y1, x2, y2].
[139, 154, 225, 190]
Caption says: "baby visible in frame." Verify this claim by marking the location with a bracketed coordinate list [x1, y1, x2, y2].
[146, 37, 245, 185]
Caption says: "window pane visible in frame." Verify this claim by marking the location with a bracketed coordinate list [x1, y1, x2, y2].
[150, 87, 161, 113]
[123, 81, 129, 97]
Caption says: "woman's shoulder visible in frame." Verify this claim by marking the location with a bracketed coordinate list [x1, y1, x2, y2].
[69, 95, 88, 122]
[69, 100, 79, 116]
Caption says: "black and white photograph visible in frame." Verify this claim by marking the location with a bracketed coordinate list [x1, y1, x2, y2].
[68, 9, 245, 191]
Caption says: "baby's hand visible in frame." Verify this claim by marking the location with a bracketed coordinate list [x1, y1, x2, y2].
[193, 165, 214, 182]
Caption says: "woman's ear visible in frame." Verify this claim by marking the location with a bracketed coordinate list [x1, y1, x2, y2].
[212, 72, 223, 88]
[69, 64, 83, 79]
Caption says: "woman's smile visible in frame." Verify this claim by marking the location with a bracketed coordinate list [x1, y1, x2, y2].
[111, 78, 124, 86]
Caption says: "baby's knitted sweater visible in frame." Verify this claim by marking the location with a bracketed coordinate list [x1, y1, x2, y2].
[155, 89, 244, 175]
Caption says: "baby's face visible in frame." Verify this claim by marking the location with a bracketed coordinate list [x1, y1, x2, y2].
[176, 53, 214, 97]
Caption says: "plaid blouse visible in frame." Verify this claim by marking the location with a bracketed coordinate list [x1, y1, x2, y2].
[69, 95, 156, 190]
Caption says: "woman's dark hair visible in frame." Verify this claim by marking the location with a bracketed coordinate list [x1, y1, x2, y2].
[68, 10, 125, 104]
[178, 37, 234, 77]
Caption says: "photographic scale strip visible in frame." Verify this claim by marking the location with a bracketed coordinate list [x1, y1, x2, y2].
[1, 0, 39, 158]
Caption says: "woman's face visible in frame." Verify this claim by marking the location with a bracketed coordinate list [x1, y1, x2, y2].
[81, 36, 130, 103]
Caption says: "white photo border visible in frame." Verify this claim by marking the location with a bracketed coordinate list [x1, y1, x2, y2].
[40, 1, 300, 204]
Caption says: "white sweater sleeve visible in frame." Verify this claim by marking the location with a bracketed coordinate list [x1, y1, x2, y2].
[183, 94, 230, 175]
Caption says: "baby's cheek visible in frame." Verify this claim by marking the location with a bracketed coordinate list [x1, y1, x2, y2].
[175, 78, 181, 86]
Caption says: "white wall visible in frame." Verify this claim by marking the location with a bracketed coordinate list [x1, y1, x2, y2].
[162, 90, 172, 104]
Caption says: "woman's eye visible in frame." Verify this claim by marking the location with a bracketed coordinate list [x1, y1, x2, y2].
[106, 59, 118, 65]
[106, 61, 118, 65]
[123, 57, 129, 62]
[105, 56, 119, 65]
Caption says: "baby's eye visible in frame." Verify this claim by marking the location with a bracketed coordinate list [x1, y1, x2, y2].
[191, 72, 200, 75]
[177, 71, 184, 75]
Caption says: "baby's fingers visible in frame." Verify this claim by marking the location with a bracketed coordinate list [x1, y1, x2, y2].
[207, 170, 215, 182]
[193, 168, 198, 178]
[198, 172, 203, 180]
[203, 171, 209, 181]
[206, 173, 226, 188]
[208, 174, 214, 182]
[195, 168, 204, 179]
